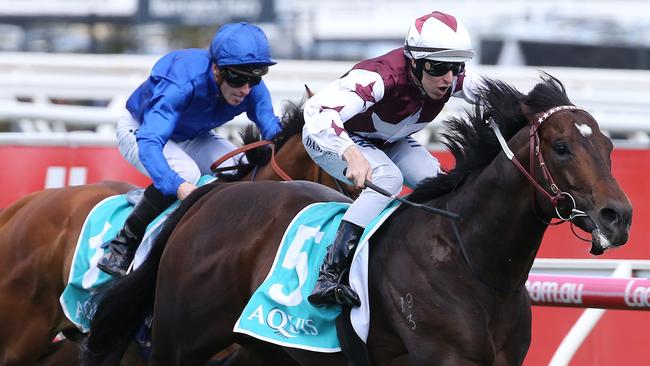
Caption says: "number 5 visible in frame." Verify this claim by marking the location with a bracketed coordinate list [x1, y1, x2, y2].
[268, 225, 323, 306]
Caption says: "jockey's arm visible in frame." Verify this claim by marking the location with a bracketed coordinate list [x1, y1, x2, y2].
[137, 81, 191, 197]
[303, 69, 386, 187]
[303, 69, 386, 158]
[246, 80, 283, 140]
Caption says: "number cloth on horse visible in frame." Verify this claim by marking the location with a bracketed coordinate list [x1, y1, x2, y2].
[60, 176, 216, 332]
[234, 200, 400, 352]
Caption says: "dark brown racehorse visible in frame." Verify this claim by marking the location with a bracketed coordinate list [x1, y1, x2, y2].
[84, 75, 632, 365]
[0, 101, 348, 365]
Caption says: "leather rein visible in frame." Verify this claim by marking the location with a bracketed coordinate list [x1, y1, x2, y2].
[210, 140, 356, 198]
[210, 140, 291, 181]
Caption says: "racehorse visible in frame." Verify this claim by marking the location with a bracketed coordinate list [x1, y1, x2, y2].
[0, 101, 349, 365]
[83, 75, 632, 365]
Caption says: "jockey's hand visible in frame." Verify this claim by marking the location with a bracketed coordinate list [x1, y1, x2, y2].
[177, 182, 197, 200]
[343, 145, 372, 189]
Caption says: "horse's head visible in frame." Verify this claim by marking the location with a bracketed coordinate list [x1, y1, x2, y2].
[519, 80, 632, 255]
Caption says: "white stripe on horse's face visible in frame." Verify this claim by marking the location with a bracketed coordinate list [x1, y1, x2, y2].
[574, 122, 593, 137]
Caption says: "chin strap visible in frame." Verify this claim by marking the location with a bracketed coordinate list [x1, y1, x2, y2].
[404, 44, 428, 97]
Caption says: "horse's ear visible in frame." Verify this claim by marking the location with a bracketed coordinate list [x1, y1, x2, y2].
[304, 84, 315, 98]
[519, 101, 536, 121]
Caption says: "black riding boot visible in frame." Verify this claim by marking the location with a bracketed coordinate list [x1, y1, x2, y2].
[308, 220, 364, 307]
[97, 184, 176, 277]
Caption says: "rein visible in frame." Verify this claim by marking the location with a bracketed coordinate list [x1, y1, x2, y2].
[364, 181, 520, 293]
[210, 140, 292, 181]
[210, 139, 359, 198]
[312, 165, 357, 199]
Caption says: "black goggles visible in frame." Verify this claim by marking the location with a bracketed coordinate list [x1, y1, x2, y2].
[220, 68, 262, 88]
[421, 60, 465, 77]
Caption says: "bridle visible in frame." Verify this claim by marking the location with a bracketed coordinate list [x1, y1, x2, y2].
[210, 140, 292, 181]
[369, 105, 598, 294]
[210, 140, 357, 198]
[488, 105, 590, 224]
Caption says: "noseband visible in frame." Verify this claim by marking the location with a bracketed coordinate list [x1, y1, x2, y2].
[488, 105, 589, 223]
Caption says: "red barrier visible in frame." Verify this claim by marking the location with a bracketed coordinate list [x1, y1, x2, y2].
[0, 144, 648, 366]
[0, 145, 150, 207]
[526, 274, 650, 310]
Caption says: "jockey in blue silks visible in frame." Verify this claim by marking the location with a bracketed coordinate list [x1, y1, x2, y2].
[98, 22, 282, 277]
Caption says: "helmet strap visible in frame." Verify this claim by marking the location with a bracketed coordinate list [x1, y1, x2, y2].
[412, 59, 425, 80]
[404, 43, 427, 90]
[405, 56, 428, 97]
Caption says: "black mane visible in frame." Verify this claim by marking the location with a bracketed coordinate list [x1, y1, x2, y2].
[407, 73, 573, 203]
[217, 100, 305, 181]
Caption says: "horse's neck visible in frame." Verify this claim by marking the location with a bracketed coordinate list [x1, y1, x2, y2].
[375, 135, 549, 295]
[444, 138, 549, 291]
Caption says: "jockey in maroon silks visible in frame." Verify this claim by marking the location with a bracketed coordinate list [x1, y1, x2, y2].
[303, 11, 481, 307]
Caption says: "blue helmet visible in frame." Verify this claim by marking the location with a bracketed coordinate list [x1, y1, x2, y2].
[209, 22, 276, 67]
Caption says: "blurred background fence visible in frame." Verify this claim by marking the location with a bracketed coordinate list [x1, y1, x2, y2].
[1, 52, 650, 148]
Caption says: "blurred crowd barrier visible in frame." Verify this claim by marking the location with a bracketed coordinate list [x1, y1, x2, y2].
[1, 52, 649, 148]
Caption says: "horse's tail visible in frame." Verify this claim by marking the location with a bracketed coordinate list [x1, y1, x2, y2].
[82, 182, 221, 362]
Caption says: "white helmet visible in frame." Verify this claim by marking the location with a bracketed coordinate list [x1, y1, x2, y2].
[404, 11, 475, 63]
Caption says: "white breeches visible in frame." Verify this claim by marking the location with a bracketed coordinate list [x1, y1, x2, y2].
[303, 128, 441, 227]
[116, 112, 244, 185]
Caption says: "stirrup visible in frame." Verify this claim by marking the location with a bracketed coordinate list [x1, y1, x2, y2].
[97, 244, 135, 277]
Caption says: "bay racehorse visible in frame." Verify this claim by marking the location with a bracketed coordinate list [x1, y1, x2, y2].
[0, 101, 350, 365]
[84, 75, 632, 365]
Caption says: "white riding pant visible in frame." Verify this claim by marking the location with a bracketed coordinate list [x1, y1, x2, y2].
[116, 112, 244, 185]
[303, 129, 441, 227]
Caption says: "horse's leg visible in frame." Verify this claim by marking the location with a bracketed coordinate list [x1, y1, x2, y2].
[495, 299, 531, 366]
[148, 255, 242, 365]
[149, 296, 238, 366]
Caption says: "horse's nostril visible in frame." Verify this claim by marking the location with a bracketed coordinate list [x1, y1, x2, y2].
[600, 207, 620, 227]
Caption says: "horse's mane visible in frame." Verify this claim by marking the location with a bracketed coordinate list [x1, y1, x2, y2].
[217, 100, 305, 181]
[407, 73, 573, 203]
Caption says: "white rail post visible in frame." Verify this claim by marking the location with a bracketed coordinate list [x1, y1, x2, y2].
[548, 261, 633, 366]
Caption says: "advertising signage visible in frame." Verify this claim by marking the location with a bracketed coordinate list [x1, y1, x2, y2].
[149, 0, 275, 24]
[0, 0, 275, 24]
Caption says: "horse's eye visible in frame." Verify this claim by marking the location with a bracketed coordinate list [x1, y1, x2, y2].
[552, 140, 570, 156]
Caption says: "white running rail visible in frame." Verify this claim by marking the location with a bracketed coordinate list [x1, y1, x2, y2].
[1, 53, 650, 147]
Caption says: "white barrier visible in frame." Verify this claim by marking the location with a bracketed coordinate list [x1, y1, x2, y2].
[1, 53, 650, 147]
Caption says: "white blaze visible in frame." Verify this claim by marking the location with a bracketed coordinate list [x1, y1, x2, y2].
[575, 123, 592, 137]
